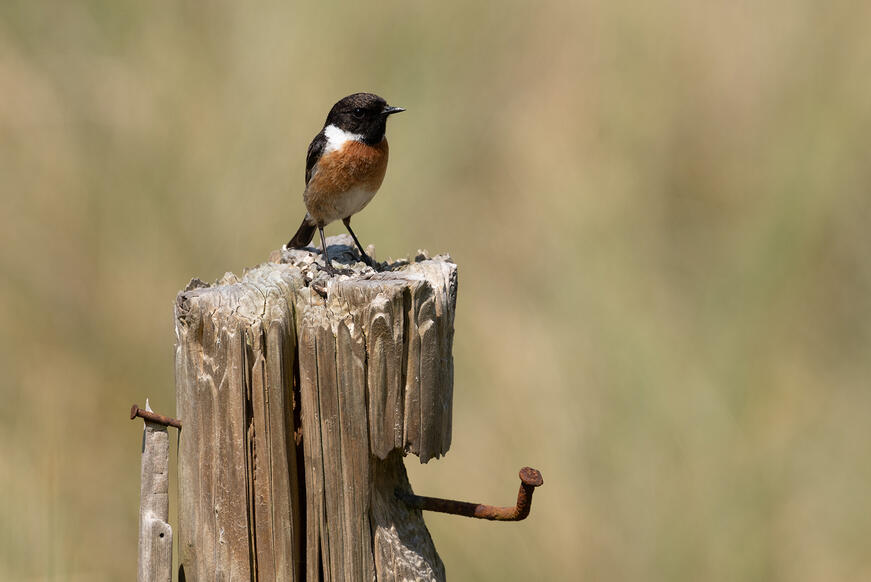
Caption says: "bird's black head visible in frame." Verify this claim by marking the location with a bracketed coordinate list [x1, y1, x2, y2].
[324, 92, 404, 144]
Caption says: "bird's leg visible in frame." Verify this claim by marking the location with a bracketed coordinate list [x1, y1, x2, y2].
[318, 225, 338, 276]
[342, 217, 379, 270]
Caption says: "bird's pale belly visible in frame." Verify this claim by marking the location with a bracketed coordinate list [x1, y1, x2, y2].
[328, 185, 377, 221]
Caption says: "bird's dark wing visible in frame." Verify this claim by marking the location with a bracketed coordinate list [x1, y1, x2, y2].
[305, 131, 327, 185]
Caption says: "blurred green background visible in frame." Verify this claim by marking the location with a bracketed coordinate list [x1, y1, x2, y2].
[2, 1, 870, 580]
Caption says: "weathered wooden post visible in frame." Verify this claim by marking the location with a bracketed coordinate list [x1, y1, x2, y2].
[136, 400, 173, 582]
[174, 235, 456, 581]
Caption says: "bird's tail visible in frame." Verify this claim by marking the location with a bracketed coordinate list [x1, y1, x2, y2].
[287, 215, 317, 249]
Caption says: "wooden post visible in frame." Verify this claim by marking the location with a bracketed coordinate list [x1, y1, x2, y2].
[175, 235, 456, 581]
[137, 400, 173, 582]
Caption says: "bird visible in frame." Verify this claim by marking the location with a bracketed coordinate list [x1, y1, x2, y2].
[286, 92, 404, 274]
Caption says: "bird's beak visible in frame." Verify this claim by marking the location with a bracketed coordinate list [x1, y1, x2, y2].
[381, 106, 405, 116]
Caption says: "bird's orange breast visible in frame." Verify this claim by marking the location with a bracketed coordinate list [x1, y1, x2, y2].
[307, 139, 388, 197]
[304, 138, 389, 224]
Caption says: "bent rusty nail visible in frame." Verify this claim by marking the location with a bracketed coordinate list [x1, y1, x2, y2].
[396, 467, 543, 521]
[130, 403, 182, 429]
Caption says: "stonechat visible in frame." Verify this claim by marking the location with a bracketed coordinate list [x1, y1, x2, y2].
[286, 92, 404, 274]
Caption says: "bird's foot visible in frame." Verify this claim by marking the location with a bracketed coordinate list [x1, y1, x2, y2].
[319, 260, 353, 277]
[358, 252, 384, 272]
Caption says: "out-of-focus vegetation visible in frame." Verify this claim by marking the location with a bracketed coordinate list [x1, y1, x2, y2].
[2, 1, 870, 580]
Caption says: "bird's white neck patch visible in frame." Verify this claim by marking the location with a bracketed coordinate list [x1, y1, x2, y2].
[323, 124, 363, 153]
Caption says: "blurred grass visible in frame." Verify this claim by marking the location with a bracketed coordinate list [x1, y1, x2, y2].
[2, 0, 870, 580]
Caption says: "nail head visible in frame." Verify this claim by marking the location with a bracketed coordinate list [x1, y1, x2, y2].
[519, 467, 543, 487]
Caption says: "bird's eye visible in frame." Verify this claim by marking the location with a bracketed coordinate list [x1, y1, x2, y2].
[352, 108, 365, 119]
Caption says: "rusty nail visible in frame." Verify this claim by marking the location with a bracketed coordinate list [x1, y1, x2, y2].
[396, 466, 543, 522]
[130, 404, 182, 429]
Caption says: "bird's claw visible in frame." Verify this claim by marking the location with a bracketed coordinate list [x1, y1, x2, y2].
[360, 253, 382, 271]
[320, 261, 353, 277]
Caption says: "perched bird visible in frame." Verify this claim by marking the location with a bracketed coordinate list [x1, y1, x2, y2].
[287, 92, 404, 274]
